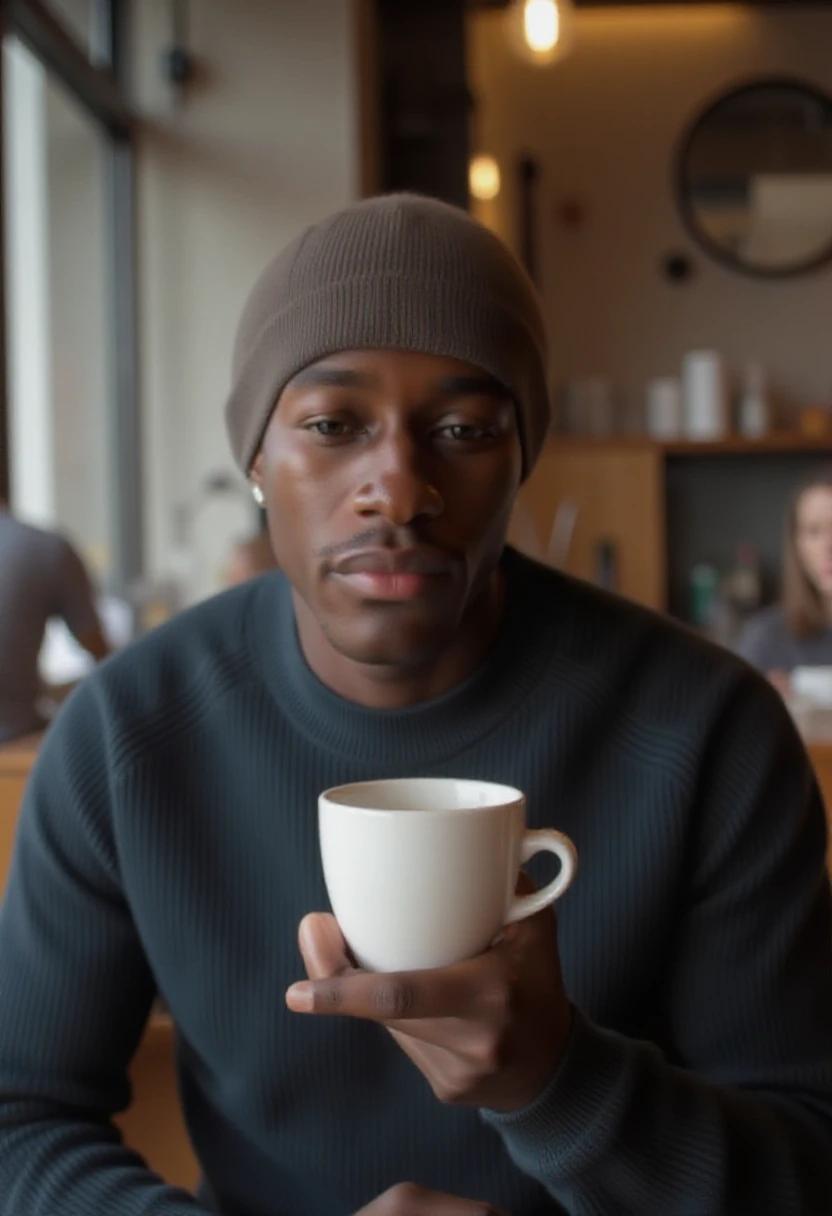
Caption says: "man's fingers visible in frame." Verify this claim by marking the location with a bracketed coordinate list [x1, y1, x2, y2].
[286, 954, 486, 1020]
[287, 884, 555, 1018]
[296, 913, 353, 981]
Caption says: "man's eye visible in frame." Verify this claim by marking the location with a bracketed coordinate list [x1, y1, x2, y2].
[305, 419, 353, 439]
[438, 423, 497, 442]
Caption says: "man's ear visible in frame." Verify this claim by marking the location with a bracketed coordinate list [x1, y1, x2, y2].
[250, 451, 264, 491]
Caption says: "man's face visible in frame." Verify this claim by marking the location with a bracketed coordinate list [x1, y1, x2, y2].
[251, 349, 523, 668]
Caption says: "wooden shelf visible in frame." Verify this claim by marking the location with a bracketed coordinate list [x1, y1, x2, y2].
[546, 433, 832, 455]
[663, 434, 832, 455]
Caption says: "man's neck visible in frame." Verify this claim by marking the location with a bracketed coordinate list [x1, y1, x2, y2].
[293, 570, 506, 710]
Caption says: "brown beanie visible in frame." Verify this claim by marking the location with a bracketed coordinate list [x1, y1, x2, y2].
[225, 193, 551, 479]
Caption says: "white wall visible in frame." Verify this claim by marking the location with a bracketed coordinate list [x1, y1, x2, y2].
[133, 0, 364, 602]
[469, 4, 832, 431]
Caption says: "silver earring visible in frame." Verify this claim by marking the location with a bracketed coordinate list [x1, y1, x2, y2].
[251, 484, 265, 507]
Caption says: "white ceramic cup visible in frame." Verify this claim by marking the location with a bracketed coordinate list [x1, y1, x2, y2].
[318, 777, 578, 973]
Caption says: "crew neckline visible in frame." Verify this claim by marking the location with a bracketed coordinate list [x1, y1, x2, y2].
[253, 547, 557, 768]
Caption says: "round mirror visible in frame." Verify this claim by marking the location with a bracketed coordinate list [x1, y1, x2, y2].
[677, 78, 832, 278]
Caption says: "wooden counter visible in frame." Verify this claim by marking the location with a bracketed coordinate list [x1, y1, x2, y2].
[0, 732, 41, 890]
[117, 1013, 199, 1190]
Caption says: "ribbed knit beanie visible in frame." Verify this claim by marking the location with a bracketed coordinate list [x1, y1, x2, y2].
[225, 193, 551, 479]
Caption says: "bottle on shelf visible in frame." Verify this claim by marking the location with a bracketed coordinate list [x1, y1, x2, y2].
[645, 377, 683, 440]
[563, 378, 615, 437]
[709, 543, 763, 646]
[723, 543, 762, 619]
[738, 361, 770, 439]
[682, 350, 728, 440]
[689, 563, 719, 631]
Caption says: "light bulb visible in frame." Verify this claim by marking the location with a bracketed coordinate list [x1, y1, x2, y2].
[524, 0, 558, 53]
[469, 155, 501, 202]
[506, 0, 576, 66]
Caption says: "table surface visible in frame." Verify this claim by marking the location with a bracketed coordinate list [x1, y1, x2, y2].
[0, 733, 43, 775]
[796, 708, 832, 747]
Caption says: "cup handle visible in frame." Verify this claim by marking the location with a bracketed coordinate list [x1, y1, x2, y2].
[504, 830, 578, 925]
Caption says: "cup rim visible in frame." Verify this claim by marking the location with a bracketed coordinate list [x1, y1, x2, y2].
[320, 776, 525, 814]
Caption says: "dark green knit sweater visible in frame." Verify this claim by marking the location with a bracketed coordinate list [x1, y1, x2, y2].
[1, 549, 831, 1216]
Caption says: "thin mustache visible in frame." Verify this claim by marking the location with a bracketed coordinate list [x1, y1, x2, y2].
[315, 528, 415, 561]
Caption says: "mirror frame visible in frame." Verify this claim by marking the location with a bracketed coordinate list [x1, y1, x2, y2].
[675, 76, 832, 281]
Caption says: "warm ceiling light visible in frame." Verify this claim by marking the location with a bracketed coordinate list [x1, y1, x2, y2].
[506, 0, 576, 65]
[525, 0, 559, 52]
[469, 154, 501, 201]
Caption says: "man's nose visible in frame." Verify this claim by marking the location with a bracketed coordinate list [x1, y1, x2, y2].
[352, 435, 444, 527]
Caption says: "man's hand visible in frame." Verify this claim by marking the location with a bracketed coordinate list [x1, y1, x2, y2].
[356, 1183, 509, 1215]
[285, 878, 572, 1113]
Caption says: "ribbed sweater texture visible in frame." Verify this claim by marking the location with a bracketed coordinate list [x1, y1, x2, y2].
[1, 549, 831, 1216]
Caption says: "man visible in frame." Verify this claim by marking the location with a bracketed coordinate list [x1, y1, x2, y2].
[0, 503, 110, 742]
[0, 194, 831, 1216]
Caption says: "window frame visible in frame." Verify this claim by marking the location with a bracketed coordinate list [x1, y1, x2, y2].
[0, 0, 141, 592]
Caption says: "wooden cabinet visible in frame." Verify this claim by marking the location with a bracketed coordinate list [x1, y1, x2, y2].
[516, 433, 832, 616]
[519, 441, 665, 610]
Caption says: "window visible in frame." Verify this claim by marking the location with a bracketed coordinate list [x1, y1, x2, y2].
[1, 1, 140, 592]
[42, 0, 97, 59]
[4, 38, 114, 582]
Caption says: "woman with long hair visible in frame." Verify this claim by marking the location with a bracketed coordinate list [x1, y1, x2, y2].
[737, 466, 832, 686]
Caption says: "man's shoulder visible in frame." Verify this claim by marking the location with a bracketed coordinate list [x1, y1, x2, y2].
[508, 547, 737, 661]
[107, 574, 271, 684]
[513, 554, 793, 794]
[507, 548, 766, 718]
[65, 574, 279, 770]
[0, 512, 65, 563]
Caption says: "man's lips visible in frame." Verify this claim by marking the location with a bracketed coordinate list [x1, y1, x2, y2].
[332, 548, 453, 576]
[329, 548, 455, 601]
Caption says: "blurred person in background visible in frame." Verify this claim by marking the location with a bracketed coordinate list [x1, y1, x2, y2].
[0, 500, 110, 743]
[223, 508, 278, 586]
[737, 467, 832, 694]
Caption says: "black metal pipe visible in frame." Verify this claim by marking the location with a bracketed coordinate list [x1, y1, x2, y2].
[518, 154, 540, 283]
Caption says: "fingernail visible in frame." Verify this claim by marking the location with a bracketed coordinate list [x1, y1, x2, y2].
[297, 918, 312, 953]
[285, 983, 314, 1013]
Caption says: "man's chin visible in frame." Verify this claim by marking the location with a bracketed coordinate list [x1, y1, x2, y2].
[323, 616, 459, 671]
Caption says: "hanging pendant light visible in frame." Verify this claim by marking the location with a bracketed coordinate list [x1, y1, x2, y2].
[505, 0, 577, 66]
[469, 154, 502, 202]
